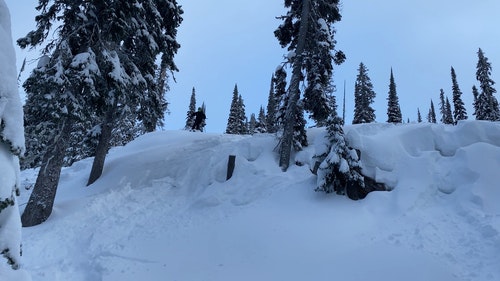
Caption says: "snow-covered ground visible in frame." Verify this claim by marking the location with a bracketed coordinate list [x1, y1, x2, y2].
[17, 121, 500, 281]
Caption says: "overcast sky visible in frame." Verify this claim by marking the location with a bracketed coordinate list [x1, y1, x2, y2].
[5, 0, 500, 133]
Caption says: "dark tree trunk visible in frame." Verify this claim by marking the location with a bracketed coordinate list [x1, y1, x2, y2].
[279, 0, 310, 171]
[87, 104, 116, 186]
[21, 119, 72, 227]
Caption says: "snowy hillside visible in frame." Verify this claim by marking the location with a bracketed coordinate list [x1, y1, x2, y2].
[18, 121, 500, 281]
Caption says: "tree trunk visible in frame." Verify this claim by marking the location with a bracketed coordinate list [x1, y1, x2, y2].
[21, 119, 72, 227]
[87, 104, 116, 186]
[279, 0, 311, 171]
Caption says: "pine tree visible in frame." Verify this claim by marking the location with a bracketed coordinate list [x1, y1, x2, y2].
[353, 62, 376, 124]
[185, 87, 197, 130]
[475, 48, 500, 121]
[266, 74, 278, 133]
[275, 0, 344, 170]
[417, 108, 422, 123]
[450, 67, 468, 124]
[199, 102, 207, 132]
[315, 116, 365, 199]
[0, 4, 27, 273]
[386, 69, 402, 123]
[293, 100, 308, 151]
[226, 84, 241, 134]
[439, 89, 447, 123]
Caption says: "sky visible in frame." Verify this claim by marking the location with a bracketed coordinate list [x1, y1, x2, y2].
[13, 120, 500, 280]
[4, 0, 500, 132]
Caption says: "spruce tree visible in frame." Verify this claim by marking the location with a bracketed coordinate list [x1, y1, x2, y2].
[450, 67, 468, 123]
[275, 0, 344, 170]
[444, 97, 454, 124]
[353, 62, 376, 124]
[475, 48, 500, 121]
[185, 87, 197, 130]
[226, 84, 241, 134]
[439, 89, 447, 123]
[266, 74, 278, 133]
[386, 69, 402, 123]
[238, 95, 248, 135]
[274, 66, 288, 130]
[417, 108, 422, 123]
[315, 116, 365, 199]
[249, 113, 257, 135]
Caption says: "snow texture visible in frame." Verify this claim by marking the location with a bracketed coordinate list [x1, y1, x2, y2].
[15, 121, 500, 281]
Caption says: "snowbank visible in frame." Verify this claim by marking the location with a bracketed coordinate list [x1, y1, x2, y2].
[18, 121, 500, 281]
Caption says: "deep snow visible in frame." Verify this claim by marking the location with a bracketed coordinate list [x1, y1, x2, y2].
[17, 121, 500, 281]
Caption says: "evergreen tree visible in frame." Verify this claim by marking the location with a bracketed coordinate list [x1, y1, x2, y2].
[275, 0, 344, 170]
[417, 108, 422, 123]
[274, 66, 288, 130]
[450, 67, 468, 123]
[353, 62, 376, 124]
[185, 87, 197, 130]
[257, 106, 267, 133]
[475, 48, 500, 121]
[444, 97, 454, 124]
[315, 116, 365, 199]
[238, 95, 248, 135]
[226, 84, 241, 134]
[386, 69, 402, 123]
[472, 85, 480, 119]
[293, 100, 308, 151]
[199, 102, 207, 132]
[266, 74, 278, 133]
[19, 0, 183, 225]
[249, 113, 257, 135]
[0, 4, 27, 273]
[439, 89, 447, 123]
[427, 99, 437, 123]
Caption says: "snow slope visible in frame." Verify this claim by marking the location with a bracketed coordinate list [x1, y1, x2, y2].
[17, 121, 500, 281]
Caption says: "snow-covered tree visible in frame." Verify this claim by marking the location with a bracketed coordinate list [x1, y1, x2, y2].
[444, 97, 454, 125]
[257, 106, 267, 133]
[185, 87, 197, 130]
[237, 95, 248, 135]
[315, 116, 365, 199]
[472, 85, 480, 118]
[450, 67, 467, 123]
[475, 48, 500, 121]
[353, 62, 376, 124]
[0, 1, 30, 277]
[249, 113, 257, 135]
[274, 66, 288, 130]
[275, 0, 344, 170]
[266, 75, 278, 133]
[417, 108, 422, 123]
[19, 0, 183, 225]
[226, 84, 242, 134]
[439, 89, 454, 124]
[386, 68, 402, 123]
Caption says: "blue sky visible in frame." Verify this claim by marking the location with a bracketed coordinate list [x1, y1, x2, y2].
[5, 0, 500, 132]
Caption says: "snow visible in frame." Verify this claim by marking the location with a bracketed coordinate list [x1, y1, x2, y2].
[16, 121, 500, 281]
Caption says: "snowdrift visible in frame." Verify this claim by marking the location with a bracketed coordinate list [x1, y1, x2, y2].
[17, 121, 500, 281]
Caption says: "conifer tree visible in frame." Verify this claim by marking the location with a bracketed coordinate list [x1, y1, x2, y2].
[428, 99, 437, 123]
[274, 66, 288, 130]
[0, 3, 28, 273]
[19, 0, 183, 225]
[185, 87, 197, 130]
[226, 84, 241, 134]
[417, 108, 422, 123]
[275, 0, 344, 170]
[257, 106, 267, 133]
[386, 69, 402, 123]
[475, 48, 500, 121]
[315, 116, 365, 199]
[353, 62, 376, 124]
[444, 97, 454, 124]
[293, 100, 308, 151]
[472, 85, 480, 119]
[450, 67, 468, 123]
[266, 74, 278, 133]
[238, 95, 248, 135]
[249, 113, 257, 135]
[439, 89, 447, 123]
